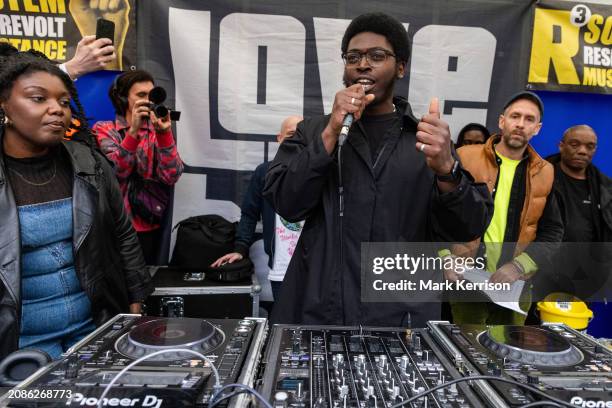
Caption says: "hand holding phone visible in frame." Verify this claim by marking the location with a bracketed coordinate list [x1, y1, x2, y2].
[70, 0, 128, 70]
[64, 34, 116, 78]
[95, 18, 115, 43]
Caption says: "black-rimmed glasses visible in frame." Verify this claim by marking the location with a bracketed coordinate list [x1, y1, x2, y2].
[342, 48, 396, 67]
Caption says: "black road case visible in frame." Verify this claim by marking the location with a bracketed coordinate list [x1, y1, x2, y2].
[144, 266, 261, 319]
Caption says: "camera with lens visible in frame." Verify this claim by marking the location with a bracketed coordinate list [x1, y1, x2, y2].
[148, 86, 181, 121]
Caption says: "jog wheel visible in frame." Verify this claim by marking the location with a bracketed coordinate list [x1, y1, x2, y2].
[478, 326, 583, 367]
[115, 317, 224, 361]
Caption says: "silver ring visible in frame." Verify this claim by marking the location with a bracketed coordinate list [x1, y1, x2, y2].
[350, 97, 355, 105]
[420, 143, 426, 152]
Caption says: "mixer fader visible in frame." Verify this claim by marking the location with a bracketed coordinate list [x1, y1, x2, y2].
[259, 325, 482, 407]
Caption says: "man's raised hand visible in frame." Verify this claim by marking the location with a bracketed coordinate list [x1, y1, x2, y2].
[416, 97, 455, 176]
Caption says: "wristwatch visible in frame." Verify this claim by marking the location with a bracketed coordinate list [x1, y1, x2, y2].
[436, 159, 462, 183]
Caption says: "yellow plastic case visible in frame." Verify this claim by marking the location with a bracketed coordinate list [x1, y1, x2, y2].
[536, 292, 593, 330]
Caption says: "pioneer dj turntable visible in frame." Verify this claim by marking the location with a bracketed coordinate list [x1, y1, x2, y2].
[429, 321, 612, 407]
[3, 315, 267, 407]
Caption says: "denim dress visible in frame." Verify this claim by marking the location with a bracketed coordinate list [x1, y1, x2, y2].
[18, 197, 95, 359]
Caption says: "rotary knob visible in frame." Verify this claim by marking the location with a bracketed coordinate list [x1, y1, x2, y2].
[339, 384, 349, 399]
[412, 333, 421, 351]
[64, 355, 79, 379]
[275, 392, 288, 401]
[274, 391, 288, 408]
[333, 353, 344, 368]
[386, 378, 396, 393]
[391, 385, 401, 400]
[314, 397, 327, 408]
[378, 355, 387, 368]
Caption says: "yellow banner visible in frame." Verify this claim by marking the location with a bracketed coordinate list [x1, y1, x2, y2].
[0, 0, 136, 70]
[527, 1, 611, 94]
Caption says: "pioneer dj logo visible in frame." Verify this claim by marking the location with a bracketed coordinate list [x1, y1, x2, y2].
[67, 393, 163, 407]
[570, 397, 612, 408]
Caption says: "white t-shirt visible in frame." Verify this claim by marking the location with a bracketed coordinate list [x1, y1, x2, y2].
[269, 214, 303, 282]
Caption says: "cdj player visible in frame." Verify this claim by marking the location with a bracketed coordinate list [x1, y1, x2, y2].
[1, 314, 267, 407]
[259, 321, 612, 407]
[430, 321, 612, 407]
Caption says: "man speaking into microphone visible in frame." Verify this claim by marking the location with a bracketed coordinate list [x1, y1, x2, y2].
[264, 13, 492, 327]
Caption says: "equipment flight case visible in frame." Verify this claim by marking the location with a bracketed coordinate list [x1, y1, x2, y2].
[144, 266, 261, 319]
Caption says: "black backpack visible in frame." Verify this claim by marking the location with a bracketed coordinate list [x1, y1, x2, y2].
[170, 215, 253, 281]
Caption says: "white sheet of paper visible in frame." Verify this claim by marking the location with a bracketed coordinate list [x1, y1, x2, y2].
[461, 268, 526, 315]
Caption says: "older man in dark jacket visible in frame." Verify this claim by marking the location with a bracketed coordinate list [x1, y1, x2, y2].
[263, 13, 492, 327]
[534, 125, 612, 301]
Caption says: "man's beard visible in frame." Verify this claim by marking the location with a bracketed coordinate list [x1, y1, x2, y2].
[503, 131, 528, 150]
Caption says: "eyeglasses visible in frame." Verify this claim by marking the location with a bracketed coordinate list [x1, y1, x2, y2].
[342, 48, 396, 67]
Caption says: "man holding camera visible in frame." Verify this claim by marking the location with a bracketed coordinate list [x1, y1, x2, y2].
[93, 70, 184, 264]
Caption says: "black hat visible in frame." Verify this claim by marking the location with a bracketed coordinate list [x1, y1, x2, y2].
[502, 91, 544, 120]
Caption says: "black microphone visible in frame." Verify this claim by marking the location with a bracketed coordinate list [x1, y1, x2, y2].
[338, 113, 354, 146]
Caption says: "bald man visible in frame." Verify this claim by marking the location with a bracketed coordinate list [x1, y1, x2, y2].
[533, 125, 612, 300]
[212, 115, 303, 301]
[278, 115, 303, 143]
[553, 125, 611, 243]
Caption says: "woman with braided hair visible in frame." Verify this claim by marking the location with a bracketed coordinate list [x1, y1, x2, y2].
[0, 49, 151, 360]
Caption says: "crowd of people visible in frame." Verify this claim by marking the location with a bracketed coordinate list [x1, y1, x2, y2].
[0, 11, 609, 362]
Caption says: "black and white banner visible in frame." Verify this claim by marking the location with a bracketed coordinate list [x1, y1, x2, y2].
[138, 0, 531, 267]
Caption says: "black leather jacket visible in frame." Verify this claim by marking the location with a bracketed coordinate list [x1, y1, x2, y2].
[0, 140, 152, 360]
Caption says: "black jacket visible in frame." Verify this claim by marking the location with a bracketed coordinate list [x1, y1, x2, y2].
[0, 140, 152, 360]
[532, 154, 612, 300]
[234, 162, 276, 268]
[263, 98, 493, 327]
[547, 154, 612, 241]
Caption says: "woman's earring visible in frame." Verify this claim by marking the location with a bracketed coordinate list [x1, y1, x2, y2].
[1, 107, 12, 127]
